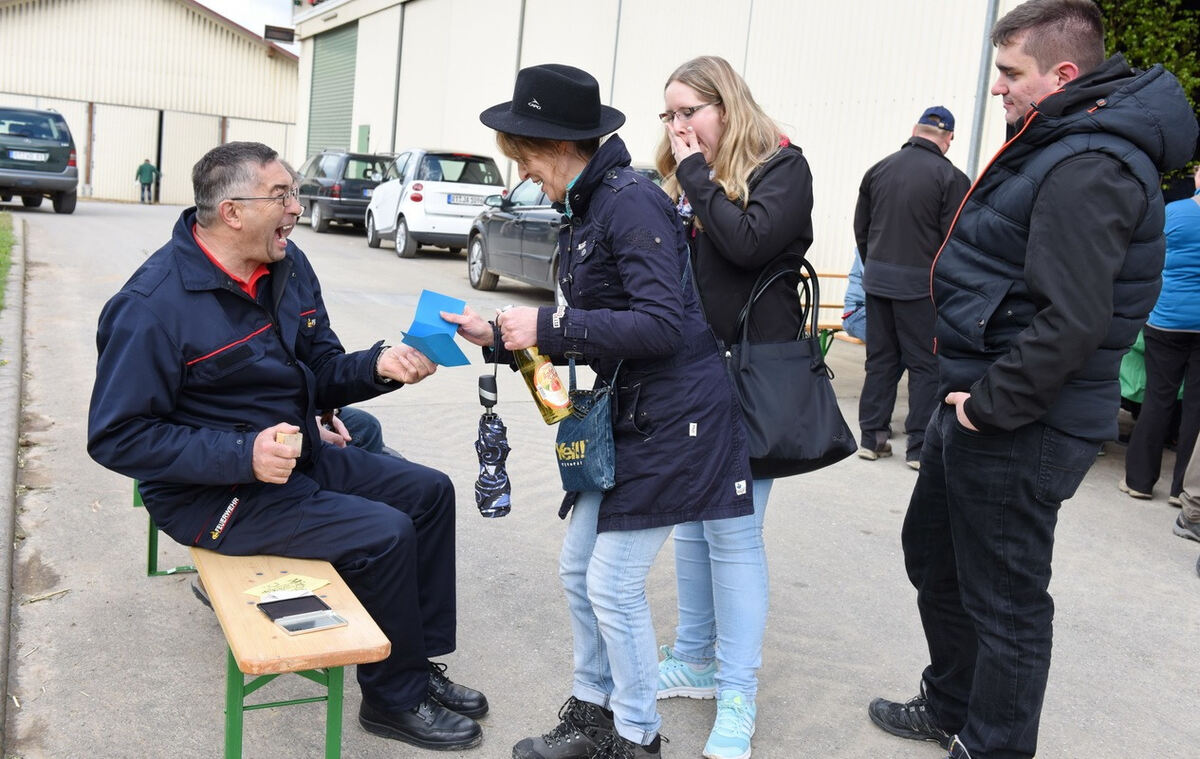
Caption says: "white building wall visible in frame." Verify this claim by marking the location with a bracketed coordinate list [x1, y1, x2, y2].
[0, 0, 298, 123]
[392, 0, 523, 157]
[350, 4, 403, 154]
[226, 119, 295, 167]
[158, 111, 222, 205]
[88, 105, 160, 203]
[296, 0, 1033, 305]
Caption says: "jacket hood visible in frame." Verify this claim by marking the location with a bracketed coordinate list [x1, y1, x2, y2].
[1029, 54, 1197, 173]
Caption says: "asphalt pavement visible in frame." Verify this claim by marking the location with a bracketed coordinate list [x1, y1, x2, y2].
[2, 200, 1198, 759]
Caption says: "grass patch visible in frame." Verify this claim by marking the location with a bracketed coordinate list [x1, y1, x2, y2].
[0, 211, 12, 312]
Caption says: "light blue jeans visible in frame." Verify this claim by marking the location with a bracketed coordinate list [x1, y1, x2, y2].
[560, 491, 673, 745]
[669, 478, 772, 697]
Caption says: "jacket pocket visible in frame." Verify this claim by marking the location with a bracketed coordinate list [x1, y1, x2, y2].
[614, 382, 654, 439]
[935, 278, 1012, 352]
[186, 329, 269, 384]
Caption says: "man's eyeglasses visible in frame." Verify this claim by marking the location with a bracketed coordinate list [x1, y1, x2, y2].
[228, 187, 299, 205]
[658, 102, 721, 124]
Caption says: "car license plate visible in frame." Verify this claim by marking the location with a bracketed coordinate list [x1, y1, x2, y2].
[362, 188, 373, 197]
[10, 150, 48, 162]
[448, 194, 482, 205]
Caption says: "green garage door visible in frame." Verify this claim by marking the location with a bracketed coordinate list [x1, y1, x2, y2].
[307, 22, 357, 156]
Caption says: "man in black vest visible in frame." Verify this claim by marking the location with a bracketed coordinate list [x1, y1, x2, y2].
[867, 2, 1197, 758]
[853, 106, 970, 469]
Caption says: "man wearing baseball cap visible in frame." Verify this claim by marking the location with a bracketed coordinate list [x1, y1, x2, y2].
[853, 105, 971, 468]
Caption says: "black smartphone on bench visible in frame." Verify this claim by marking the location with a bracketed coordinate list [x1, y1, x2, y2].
[256, 593, 348, 635]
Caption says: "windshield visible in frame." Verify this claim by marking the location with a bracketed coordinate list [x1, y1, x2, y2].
[420, 154, 503, 186]
[0, 108, 69, 141]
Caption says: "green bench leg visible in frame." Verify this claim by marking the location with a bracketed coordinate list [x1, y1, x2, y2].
[222, 647, 345, 759]
[225, 649, 245, 759]
[325, 665, 344, 759]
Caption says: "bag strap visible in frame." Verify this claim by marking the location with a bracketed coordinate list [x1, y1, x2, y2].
[567, 358, 623, 394]
[734, 254, 819, 344]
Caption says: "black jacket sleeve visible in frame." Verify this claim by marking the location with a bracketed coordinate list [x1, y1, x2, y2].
[676, 147, 814, 270]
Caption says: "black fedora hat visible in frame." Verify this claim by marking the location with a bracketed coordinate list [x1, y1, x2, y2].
[480, 64, 625, 141]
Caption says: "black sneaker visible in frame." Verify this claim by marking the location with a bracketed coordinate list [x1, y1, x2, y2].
[588, 732, 662, 758]
[428, 660, 489, 718]
[512, 697, 614, 759]
[359, 695, 482, 750]
[867, 685, 951, 749]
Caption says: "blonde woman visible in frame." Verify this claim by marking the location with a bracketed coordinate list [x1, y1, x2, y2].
[654, 55, 814, 759]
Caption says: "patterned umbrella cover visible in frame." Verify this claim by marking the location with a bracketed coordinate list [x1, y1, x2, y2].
[475, 411, 511, 517]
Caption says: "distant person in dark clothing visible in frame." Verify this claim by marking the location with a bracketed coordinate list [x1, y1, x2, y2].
[853, 106, 970, 468]
[135, 159, 160, 203]
[866, 2, 1197, 758]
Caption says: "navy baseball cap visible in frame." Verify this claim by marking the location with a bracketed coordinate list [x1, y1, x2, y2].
[917, 106, 955, 131]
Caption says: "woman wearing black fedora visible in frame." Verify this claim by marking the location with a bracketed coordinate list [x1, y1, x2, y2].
[446, 63, 754, 759]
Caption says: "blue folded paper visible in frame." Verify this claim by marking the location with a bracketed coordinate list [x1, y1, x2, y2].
[401, 290, 471, 367]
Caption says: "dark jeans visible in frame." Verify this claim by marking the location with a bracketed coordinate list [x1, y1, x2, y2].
[859, 294, 938, 459]
[338, 405, 385, 454]
[194, 444, 457, 712]
[1125, 325, 1200, 497]
[903, 404, 1098, 759]
[139, 183, 153, 203]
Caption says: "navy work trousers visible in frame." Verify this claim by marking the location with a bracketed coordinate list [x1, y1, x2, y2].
[902, 404, 1098, 759]
[194, 444, 457, 712]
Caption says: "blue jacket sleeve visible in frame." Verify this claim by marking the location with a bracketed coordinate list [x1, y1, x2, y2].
[87, 293, 256, 485]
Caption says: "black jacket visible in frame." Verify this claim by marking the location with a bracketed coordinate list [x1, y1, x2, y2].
[675, 142, 814, 347]
[853, 136, 970, 300]
[934, 55, 1198, 440]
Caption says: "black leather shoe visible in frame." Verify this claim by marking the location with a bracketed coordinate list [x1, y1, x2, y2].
[359, 696, 483, 750]
[428, 660, 489, 718]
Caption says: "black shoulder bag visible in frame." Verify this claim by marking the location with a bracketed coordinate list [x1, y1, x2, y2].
[726, 256, 856, 477]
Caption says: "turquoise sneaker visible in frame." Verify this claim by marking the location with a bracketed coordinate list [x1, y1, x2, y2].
[702, 692, 756, 759]
[656, 645, 716, 699]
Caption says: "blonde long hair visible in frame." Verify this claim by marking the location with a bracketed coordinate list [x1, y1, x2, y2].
[655, 56, 782, 207]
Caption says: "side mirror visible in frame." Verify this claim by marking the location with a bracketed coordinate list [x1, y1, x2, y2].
[484, 194, 505, 208]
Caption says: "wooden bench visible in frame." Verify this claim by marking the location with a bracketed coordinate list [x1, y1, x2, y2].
[189, 548, 391, 759]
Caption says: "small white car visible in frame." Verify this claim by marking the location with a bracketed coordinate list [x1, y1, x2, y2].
[365, 149, 505, 258]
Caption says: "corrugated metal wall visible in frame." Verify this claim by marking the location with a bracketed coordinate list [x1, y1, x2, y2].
[0, 0, 300, 203]
[296, 0, 1024, 309]
[0, 0, 297, 123]
[307, 22, 358, 155]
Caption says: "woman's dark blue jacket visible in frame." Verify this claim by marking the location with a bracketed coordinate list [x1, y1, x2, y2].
[535, 135, 754, 532]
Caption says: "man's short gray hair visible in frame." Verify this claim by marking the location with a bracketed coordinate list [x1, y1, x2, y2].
[192, 142, 278, 226]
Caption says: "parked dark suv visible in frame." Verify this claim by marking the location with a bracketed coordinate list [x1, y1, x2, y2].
[0, 106, 78, 214]
[297, 149, 395, 232]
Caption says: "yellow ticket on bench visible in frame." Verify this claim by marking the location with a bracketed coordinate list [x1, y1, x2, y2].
[243, 573, 330, 598]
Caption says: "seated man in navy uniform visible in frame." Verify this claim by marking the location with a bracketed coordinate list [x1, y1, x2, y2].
[87, 141, 485, 752]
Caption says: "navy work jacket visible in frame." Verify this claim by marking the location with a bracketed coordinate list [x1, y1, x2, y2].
[87, 209, 394, 542]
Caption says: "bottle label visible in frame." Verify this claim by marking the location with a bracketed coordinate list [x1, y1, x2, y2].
[534, 362, 571, 409]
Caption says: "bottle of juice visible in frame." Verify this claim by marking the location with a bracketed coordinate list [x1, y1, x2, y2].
[514, 345, 572, 424]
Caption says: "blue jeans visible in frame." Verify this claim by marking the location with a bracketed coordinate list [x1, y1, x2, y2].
[903, 404, 1097, 759]
[669, 478, 772, 697]
[560, 491, 673, 745]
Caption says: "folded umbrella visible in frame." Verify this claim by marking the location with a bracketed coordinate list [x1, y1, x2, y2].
[475, 372, 511, 518]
